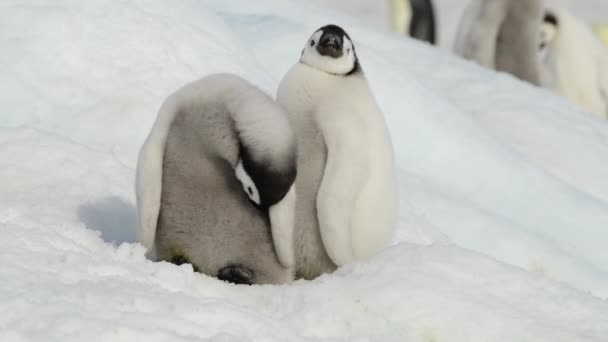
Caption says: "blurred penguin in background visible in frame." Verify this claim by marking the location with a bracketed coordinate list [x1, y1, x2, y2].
[453, 0, 543, 85]
[539, 8, 608, 119]
[593, 24, 608, 47]
[391, 0, 436, 44]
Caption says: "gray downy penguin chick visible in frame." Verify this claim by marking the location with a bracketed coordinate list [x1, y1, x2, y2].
[453, 0, 543, 85]
[136, 73, 297, 285]
[277, 25, 398, 280]
[391, 0, 437, 45]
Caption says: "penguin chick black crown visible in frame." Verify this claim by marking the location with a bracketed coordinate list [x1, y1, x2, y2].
[539, 11, 558, 51]
[300, 24, 359, 75]
[544, 11, 558, 27]
[236, 143, 297, 209]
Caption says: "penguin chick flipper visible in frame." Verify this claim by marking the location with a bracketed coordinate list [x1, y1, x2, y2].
[316, 118, 368, 266]
[269, 185, 296, 268]
[135, 98, 179, 252]
[135, 145, 161, 251]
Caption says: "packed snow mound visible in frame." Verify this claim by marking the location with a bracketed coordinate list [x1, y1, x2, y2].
[2, 220, 607, 341]
[1, 0, 608, 341]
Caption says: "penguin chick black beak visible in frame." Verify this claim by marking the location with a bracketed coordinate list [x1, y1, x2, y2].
[217, 265, 254, 285]
[317, 33, 343, 58]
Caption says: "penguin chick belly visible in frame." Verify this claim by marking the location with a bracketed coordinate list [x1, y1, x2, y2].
[155, 111, 293, 285]
[348, 99, 398, 259]
[309, 76, 397, 264]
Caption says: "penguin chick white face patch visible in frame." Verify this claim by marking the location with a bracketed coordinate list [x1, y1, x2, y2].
[538, 13, 558, 65]
[539, 19, 557, 52]
[235, 159, 261, 205]
[300, 25, 358, 75]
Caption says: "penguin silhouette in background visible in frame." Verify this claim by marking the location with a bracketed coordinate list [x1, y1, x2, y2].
[539, 8, 608, 119]
[453, 0, 543, 85]
[391, 0, 437, 44]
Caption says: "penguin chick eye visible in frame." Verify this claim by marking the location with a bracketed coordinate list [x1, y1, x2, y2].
[234, 159, 261, 205]
[310, 40, 315, 47]
[538, 39, 547, 51]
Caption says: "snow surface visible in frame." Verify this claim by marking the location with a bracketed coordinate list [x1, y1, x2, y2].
[1, 0, 608, 341]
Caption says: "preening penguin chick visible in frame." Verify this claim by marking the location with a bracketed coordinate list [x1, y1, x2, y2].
[539, 8, 608, 119]
[277, 24, 398, 279]
[453, 0, 543, 85]
[136, 73, 297, 285]
[391, 0, 437, 45]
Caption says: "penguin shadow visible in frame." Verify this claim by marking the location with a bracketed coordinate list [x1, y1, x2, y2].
[77, 196, 137, 245]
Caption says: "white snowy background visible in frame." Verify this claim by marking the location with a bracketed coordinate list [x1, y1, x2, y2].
[1, 0, 608, 341]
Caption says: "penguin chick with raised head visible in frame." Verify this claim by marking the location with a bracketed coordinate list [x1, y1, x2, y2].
[277, 24, 398, 279]
[136, 73, 297, 285]
[453, 0, 544, 85]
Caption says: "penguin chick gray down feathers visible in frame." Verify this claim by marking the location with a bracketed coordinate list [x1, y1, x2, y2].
[136, 73, 297, 285]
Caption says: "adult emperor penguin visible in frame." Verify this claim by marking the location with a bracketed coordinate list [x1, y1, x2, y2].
[453, 0, 544, 85]
[136, 73, 298, 285]
[391, 0, 437, 45]
[277, 24, 398, 279]
[539, 8, 608, 119]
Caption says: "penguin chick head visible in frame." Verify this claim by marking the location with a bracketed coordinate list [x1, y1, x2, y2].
[300, 24, 359, 75]
[235, 149, 296, 209]
[539, 11, 558, 51]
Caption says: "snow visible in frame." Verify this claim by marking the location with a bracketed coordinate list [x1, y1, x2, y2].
[1, 0, 608, 341]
